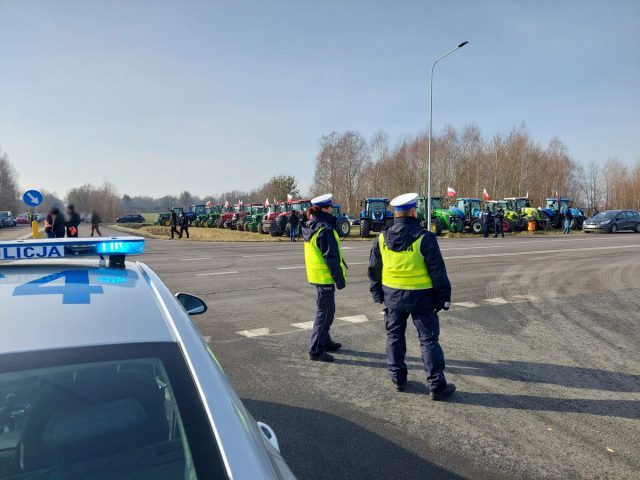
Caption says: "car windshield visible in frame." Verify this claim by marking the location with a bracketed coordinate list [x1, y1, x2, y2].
[593, 211, 618, 220]
[291, 203, 306, 211]
[0, 345, 224, 480]
[430, 199, 442, 209]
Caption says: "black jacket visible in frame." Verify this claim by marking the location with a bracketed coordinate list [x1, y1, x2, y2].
[170, 211, 178, 226]
[52, 214, 66, 238]
[480, 210, 493, 225]
[368, 216, 451, 312]
[180, 215, 189, 227]
[301, 211, 346, 289]
[564, 208, 573, 220]
[288, 212, 300, 227]
[66, 212, 81, 237]
[494, 208, 505, 222]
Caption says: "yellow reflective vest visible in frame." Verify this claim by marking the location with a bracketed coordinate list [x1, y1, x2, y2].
[304, 227, 346, 285]
[379, 233, 432, 290]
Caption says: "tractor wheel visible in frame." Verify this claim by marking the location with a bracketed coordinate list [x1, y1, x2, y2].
[432, 218, 443, 236]
[238, 222, 245, 232]
[270, 219, 283, 237]
[163, 219, 171, 227]
[337, 218, 351, 237]
[259, 222, 267, 234]
[449, 217, 463, 233]
[216, 218, 225, 228]
[470, 219, 482, 234]
[360, 219, 371, 238]
[502, 220, 513, 233]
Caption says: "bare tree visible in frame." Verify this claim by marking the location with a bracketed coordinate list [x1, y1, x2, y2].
[0, 149, 19, 213]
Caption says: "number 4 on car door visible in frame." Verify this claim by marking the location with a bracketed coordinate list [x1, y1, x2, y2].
[14, 270, 103, 304]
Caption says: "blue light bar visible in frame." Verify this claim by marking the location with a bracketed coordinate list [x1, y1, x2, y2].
[0, 236, 145, 261]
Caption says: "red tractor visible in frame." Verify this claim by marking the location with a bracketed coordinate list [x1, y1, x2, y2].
[260, 202, 290, 234]
[217, 203, 250, 229]
[269, 199, 312, 237]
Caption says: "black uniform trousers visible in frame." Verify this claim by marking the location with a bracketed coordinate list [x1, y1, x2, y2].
[309, 285, 335, 355]
[493, 219, 503, 237]
[384, 308, 446, 391]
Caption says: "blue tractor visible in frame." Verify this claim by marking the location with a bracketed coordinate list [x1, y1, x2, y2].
[449, 198, 483, 234]
[539, 197, 586, 230]
[359, 198, 394, 237]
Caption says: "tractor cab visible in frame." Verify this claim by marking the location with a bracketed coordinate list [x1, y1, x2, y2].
[331, 205, 351, 237]
[191, 204, 207, 217]
[504, 197, 532, 212]
[486, 200, 507, 212]
[450, 198, 482, 234]
[545, 197, 571, 213]
[540, 197, 585, 229]
[359, 198, 393, 237]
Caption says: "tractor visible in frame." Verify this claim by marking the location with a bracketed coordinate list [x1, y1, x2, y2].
[206, 204, 227, 227]
[332, 205, 351, 237]
[192, 204, 212, 227]
[239, 204, 266, 232]
[359, 198, 394, 237]
[449, 198, 483, 234]
[217, 203, 250, 229]
[485, 200, 517, 233]
[270, 200, 312, 237]
[539, 197, 586, 230]
[154, 207, 188, 226]
[416, 196, 464, 235]
[503, 197, 545, 230]
[260, 203, 290, 234]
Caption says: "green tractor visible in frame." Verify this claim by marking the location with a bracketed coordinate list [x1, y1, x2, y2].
[239, 204, 267, 232]
[485, 200, 516, 233]
[504, 197, 543, 230]
[416, 197, 464, 235]
[205, 204, 227, 227]
[154, 207, 186, 227]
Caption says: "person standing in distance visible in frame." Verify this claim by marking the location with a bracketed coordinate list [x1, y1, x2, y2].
[288, 210, 300, 242]
[179, 212, 190, 239]
[368, 193, 456, 400]
[302, 194, 347, 362]
[90, 210, 102, 237]
[494, 205, 505, 238]
[169, 209, 180, 239]
[481, 206, 493, 238]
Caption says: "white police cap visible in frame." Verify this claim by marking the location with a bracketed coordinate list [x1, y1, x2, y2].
[390, 193, 419, 211]
[311, 193, 333, 207]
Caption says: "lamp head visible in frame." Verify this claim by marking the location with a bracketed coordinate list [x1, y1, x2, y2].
[458, 41, 469, 48]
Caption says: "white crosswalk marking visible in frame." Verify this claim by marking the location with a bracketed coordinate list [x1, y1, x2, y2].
[338, 315, 369, 323]
[195, 271, 237, 276]
[485, 297, 509, 305]
[291, 321, 315, 330]
[235, 328, 270, 337]
[452, 301, 481, 308]
[512, 294, 540, 301]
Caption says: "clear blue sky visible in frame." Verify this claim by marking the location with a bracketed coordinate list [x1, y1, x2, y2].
[1, 0, 638, 198]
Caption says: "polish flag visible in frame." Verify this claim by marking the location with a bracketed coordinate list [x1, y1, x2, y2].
[205, 200, 212, 208]
[224, 200, 230, 209]
[446, 187, 456, 197]
[482, 189, 492, 201]
[287, 193, 293, 203]
[264, 198, 270, 208]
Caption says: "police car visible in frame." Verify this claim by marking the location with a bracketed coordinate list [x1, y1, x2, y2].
[0, 237, 296, 479]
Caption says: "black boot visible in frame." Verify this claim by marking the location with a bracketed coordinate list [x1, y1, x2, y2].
[430, 383, 456, 401]
[309, 352, 334, 362]
[324, 340, 342, 352]
[393, 380, 407, 392]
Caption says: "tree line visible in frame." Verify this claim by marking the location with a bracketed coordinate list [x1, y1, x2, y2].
[310, 126, 640, 215]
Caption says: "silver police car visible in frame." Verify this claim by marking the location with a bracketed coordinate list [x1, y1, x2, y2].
[0, 237, 296, 479]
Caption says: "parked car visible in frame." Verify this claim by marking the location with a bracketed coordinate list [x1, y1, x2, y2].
[0, 211, 17, 228]
[16, 214, 30, 224]
[115, 214, 145, 223]
[583, 210, 640, 233]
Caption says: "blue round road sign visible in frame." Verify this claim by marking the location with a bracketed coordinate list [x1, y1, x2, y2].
[23, 190, 43, 207]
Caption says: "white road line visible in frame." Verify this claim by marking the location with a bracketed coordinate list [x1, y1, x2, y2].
[338, 314, 369, 323]
[485, 297, 509, 305]
[349, 262, 369, 265]
[195, 271, 238, 276]
[512, 294, 540, 301]
[452, 301, 481, 308]
[179, 257, 213, 261]
[235, 328, 270, 337]
[277, 265, 305, 270]
[444, 243, 640, 260]
[291, 321, 315, 330]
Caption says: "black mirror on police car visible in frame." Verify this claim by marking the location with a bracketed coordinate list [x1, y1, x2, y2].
[175, 292, 208, 315]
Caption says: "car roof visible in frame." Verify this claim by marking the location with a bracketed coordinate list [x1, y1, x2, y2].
[0, 260, 175, 355]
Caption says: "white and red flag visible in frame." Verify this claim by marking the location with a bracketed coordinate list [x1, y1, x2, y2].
[287, 193, 293, 203]
[482, 189, 492, 201]
[446, 187, 456, 197]
[264, 198, 270, 208]
[224, 200, 230, 209]
[205, 200, 212, 208]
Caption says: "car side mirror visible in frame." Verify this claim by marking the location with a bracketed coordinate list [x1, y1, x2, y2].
[175, 292, 208, 315]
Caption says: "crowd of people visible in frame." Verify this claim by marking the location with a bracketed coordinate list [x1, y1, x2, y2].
[42, 204, 102, 238]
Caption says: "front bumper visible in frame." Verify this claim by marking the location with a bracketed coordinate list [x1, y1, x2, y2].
[582, 223, 608, 232]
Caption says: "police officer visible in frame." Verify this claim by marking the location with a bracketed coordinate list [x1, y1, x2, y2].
[494, 206, 505, 238]
[481, 206, 493, 238]
[302, 194, 347, 362]
[368, 193, 456, 400]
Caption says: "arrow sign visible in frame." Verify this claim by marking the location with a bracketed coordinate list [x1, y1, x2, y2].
[22, 190, 43, 207]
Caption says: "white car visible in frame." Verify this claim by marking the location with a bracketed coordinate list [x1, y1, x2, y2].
[0, 237, 296, 479]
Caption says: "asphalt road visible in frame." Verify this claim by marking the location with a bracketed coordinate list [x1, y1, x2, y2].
[10, 225, 640, 478]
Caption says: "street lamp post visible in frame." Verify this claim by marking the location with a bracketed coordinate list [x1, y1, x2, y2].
[427, 41, 469, 229]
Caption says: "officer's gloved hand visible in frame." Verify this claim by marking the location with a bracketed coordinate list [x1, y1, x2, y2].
[335, 279, 346, 290]
[435, 301, 450, 313]
[371, 288, 384, 304]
